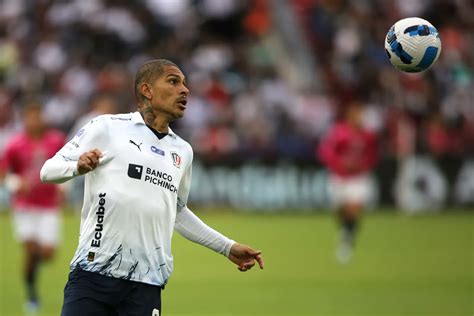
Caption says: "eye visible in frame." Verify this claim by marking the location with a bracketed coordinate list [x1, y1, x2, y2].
[169, 78, 178, 85]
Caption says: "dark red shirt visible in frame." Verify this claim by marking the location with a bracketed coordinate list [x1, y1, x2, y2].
[318, 122, 378, 177]
[0, 129, 65, 210]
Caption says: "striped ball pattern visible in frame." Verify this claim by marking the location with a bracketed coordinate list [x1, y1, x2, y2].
[385, 17, 442, 73]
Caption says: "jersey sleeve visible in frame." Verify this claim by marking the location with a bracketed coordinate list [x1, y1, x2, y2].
[173, 146, 235, 255]
[0, 140, 14, 174]
[40, 116, 108, 183]
[176, 148, 193, 208]
[175, 206, 235, 257]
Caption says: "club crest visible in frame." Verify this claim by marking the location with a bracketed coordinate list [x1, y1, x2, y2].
[171, 152, 182, 168]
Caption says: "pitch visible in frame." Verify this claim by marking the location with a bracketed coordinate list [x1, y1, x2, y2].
[0, 209, 472, 316]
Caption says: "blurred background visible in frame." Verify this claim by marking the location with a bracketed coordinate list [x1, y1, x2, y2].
[0, 0, 473, 210]
[0, 0, 472, 315]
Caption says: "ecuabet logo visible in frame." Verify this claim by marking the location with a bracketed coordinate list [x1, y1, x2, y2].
[171, 152, 181, 168]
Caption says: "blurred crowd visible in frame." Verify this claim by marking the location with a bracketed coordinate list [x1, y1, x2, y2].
[0, 0, 473, 165]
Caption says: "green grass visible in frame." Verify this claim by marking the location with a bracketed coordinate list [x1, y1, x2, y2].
[0, 210, 472, 316]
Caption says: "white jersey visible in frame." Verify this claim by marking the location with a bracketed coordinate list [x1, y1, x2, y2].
[41, 112, 233, 286]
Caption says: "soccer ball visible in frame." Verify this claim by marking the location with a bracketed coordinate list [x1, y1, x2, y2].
[385, 17, 442, 73]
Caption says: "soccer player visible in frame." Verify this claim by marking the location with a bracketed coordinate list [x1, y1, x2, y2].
[40, 59, 264, 315]
[0, 101, 66, 311]
[318, 102, 378, 263]
[66, 94, 119, 209]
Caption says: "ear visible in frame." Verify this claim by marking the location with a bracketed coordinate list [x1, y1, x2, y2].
[139, 83, 153, 100]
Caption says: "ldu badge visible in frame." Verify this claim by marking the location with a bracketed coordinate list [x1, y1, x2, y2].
[171, 152, 182, 168]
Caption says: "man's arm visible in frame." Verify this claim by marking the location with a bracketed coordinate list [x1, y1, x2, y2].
[175, 206, 264, 271]
[0, 141, 22, 192]
[174, 148, 264, 271]
[40, 117, 107, 183]
[40, 149, 103, 183]
[175, 206, 235, 256]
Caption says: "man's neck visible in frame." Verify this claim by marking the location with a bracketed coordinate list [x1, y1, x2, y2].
[27, 130, 44, 139]
[149, 115, 169, 133]
[146, 125, 168, 139]
[138, 108, 169, 133]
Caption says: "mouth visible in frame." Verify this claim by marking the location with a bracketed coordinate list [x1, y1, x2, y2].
[177, 99, 187, 110]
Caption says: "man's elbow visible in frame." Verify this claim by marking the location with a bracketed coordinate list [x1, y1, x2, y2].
[40, 163, 51, 183]
[40, 160, 62, 183]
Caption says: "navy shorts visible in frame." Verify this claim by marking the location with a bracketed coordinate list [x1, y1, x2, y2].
[61, 269, 162, 316]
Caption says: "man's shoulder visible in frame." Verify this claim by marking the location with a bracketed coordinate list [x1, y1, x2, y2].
[167, 132, 193, 168]
[7, 131, 26, 143]
[44, 129, 66, 144]
[169, 131, 193, 153]
[5, 132, 28, 151]
[329, 122, 354, 139]
[88, 113, 135, 131]
[102, 113, 134, 123]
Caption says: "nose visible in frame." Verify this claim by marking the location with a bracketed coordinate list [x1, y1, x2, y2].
[181, 83, 189, 96]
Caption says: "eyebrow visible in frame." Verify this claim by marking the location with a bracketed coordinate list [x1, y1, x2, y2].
[166, 74, 184, 80]
[166, 74, 187, 85]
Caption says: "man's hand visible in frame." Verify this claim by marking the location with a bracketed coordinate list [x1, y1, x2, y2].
[228, 243, 264, 272]
[77, 149, 103, 175]
[17, 178, 31, 194]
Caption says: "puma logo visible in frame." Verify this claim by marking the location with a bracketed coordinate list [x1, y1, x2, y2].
[129, 140, 142, 151]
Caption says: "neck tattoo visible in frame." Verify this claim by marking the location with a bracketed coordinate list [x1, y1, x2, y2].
[139, 102, 169, 133]
[140, 103, 156, 126]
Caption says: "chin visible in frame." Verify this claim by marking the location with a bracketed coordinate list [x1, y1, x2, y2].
[170, 113, 184, 121]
